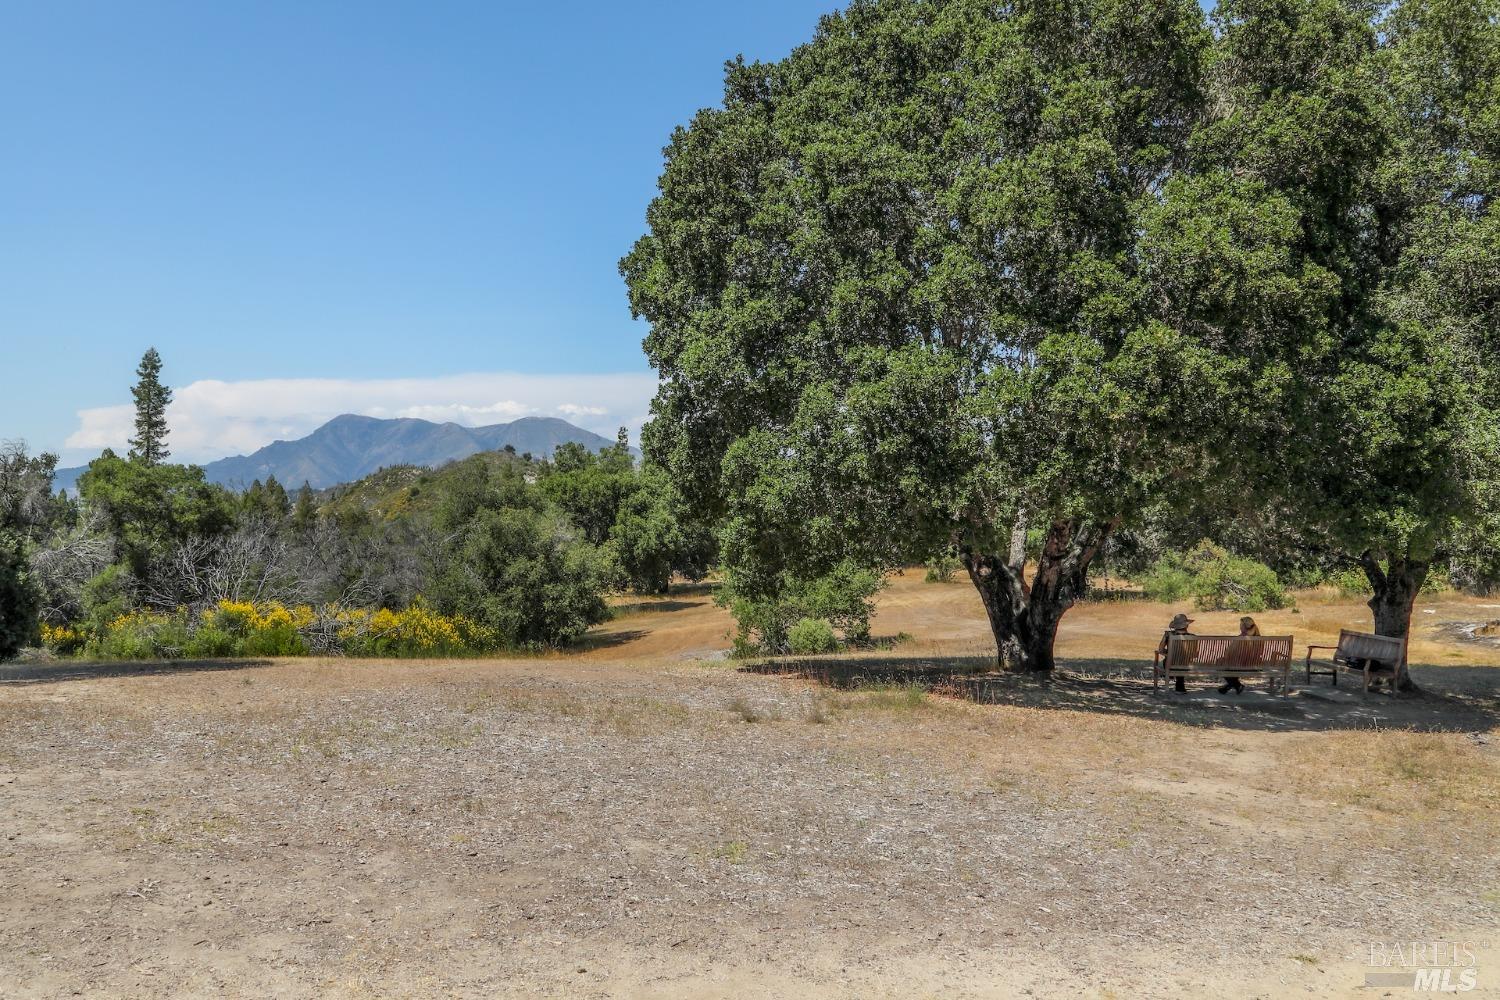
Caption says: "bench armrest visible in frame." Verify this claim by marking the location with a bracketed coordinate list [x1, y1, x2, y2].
[1304, 644, 1337, 651]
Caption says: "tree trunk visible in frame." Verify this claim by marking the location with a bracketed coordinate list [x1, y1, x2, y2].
[1359, 551, 1429, 693]
[961, 516, 1117, 673]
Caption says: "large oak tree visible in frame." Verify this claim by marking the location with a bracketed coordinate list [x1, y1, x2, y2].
[623, 0, 1497, 673]
[625, 0, 1325, 670]
[1202, 0, 1499, 687]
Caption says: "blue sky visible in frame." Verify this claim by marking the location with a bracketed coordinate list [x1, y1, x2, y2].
[0, 1, 832, 463]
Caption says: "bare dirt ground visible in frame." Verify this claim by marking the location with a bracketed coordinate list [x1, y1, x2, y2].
[2, 576, 1498, 998]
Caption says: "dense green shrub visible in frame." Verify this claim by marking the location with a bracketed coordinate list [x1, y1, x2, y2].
[239, 622, 308, 657]
[84, 610, 194, 660]
[1192, 550, 1289, 612]
[429, 465, 609, 647]
[606, 467, 716, 595]
[721, 563, 885, 654]
[1139, 559, 1194, 604]
[184, 625, 238, 658]
[0, 535, 40, 660]
[56, 599, 494, 661]
[80, 564, 133, 636]
[1326, 566, 1369, 597]
[923, 554, 962, 583]
[1142, 541, 1290, 613]
[1326, 563, 1443, 598]
[787, 617, 838, 654]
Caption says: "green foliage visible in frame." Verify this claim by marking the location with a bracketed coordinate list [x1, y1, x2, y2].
[186, 626, 238, 658]
[606, 466, 716, 594]
[0, 534, 39, 659]
[64, 600, 498, 661]
[924, 554, 962, 584]
[428, 462, 609, 648]
[1327, 566, 1371, 598]
[1195, 0, 1499, 643]
[1143, 541, 1291, 613]
[720, 563, 884, 654]
[1190, 548, 1290, 614]
[787, 617, 838, 655]
[80, 563, 133, 638]
[78, 451, 235, 587]
[620, 0, 1314, 665]
[237, 621, 308, 657]
[1, 442, 66, 543]
[1139, 559, 1195, 604]
[80, 608, 308, 661]
[85, 610, 193, 661]
[241, 476, 290, 520]
[621, 0, 1500, 665]
[538, 437, 636, 545]
[1326, 562, 1444, 598]
[127, 347, 171, 466]
[1449, 517, 1500, 595]
[0, 441, 63, 659]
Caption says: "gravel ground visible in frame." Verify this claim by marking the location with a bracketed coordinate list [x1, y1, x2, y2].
[2, 585, 1499, 998]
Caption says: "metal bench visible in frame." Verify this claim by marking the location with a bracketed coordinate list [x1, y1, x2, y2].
[1304, 629, 1403, 691]
[1155, 634, 1293, 695]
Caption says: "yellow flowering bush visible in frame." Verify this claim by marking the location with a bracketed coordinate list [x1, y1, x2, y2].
[198, 600, 313, 656]
[53, 598, 496, 661]
[86, 610, 194, 660]
[336, 599, 496, 657]
[40, 624, 86, 656]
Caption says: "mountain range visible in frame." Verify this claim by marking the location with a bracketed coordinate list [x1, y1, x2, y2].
[53, 414, 623, 493]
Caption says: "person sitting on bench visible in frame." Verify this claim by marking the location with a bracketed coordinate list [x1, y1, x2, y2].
[1219, 616, 1259, 694]
[1158, 613, 1194, 693]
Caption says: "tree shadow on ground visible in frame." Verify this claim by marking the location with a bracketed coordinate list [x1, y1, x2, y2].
[0, 658, 276, 687]
[611, 600, 706, 616]
[668, 582, 719, 598]
[742, 655, 1500, 734]
[571, 629, 651, 654]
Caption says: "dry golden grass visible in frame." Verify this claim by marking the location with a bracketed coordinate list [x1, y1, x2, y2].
[2, 575, 1497, 999]
[1274, 729, 1500, 822]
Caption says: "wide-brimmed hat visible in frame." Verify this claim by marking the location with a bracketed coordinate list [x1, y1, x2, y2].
[1169, 613, 1194, 630]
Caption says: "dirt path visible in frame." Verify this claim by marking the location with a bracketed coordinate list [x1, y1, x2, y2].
[2, 578, 1498, 998]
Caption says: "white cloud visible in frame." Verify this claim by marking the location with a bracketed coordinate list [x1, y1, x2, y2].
[63, 372, 658, 464]
[394, 400, 536, 423]
[555, 403, 607, 419]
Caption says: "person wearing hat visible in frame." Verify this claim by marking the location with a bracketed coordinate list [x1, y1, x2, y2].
[1157, 613, 1195, 692]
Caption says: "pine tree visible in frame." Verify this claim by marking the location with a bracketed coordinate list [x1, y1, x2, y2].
[127, 348, 172, 466]
[263, 475, 290, 517]
[292, 483, 317, 533]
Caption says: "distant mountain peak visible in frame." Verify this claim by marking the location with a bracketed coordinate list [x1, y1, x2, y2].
[50, 413, 630, 494]
[197, 414, 623, 489]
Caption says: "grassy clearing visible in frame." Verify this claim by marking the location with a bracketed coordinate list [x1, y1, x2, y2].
[709, 840, 749, 864]
[1273, 729, 1500, 823]
[838, 680, 932, 713]
[725, 696, 777, 723]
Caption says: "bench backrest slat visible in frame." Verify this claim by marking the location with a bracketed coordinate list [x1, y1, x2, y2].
[1334, 628, 1403, 665]
[1166, 634, 1292, 668]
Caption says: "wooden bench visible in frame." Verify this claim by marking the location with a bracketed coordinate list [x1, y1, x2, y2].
[1305, 629, 1403, 691]
[1154, 634, 1293, 695]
